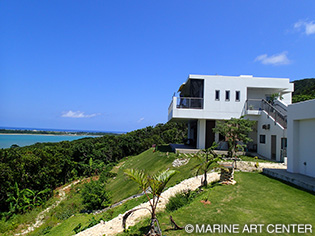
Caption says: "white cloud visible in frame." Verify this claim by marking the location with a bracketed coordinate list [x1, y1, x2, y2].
[255, 51, 291, 66]
[61, 110, 99, 118]
[294, 20, 315, 35]
[137, 117, 144, 123]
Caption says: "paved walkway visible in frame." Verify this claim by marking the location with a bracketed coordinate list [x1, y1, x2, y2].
[76, 161, 287, 236]
[76, 172, 220, 236]
[263, 168, 315, 193]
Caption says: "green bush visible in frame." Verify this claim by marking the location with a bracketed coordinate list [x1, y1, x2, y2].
[99, 169, 117, 183]
[166, 190, 197, 212]
[80, 180, 111, 210]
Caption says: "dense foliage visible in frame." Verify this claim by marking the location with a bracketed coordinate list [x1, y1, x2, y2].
[80, 180, 111, 210]
[0, 122, 187, 215]
[213, 117, 255, 157]
[292, 78, 315, 103]
[165, 190, 197, 212]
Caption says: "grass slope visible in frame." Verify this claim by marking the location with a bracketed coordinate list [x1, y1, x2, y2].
[107, 148, 198, 203]
[122, 172, 315, 236]
[9, 147, 198, 236]
[3, 147, 280, 236]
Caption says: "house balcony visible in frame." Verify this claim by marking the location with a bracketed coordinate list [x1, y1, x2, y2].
[245, 99, 287, 128]
[245, 99, 263, 115]
[168, 97, 204, 121]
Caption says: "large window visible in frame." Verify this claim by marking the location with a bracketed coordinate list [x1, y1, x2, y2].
[225, 90, 230, 101]
[215, 90, 220, 101]
[235, 91, 240, 102]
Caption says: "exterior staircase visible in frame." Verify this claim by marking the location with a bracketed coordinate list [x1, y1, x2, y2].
[261, 99, 287, 129]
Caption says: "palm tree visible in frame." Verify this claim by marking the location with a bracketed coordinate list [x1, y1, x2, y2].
[192, 142, 221, 187]
[123, 169, 177, 236]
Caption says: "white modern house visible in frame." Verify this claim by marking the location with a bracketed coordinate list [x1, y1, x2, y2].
[168, 74, 294, 162]
[287, 99, 315, 178]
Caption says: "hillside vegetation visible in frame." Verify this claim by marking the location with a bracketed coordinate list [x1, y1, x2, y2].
[292, 78, 315, 103]
[3, 146, 199, 236]
[0, 122, 187, 219]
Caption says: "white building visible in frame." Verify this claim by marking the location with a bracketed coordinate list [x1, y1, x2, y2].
[287, 99, 315, 178]
[168, 74, 294, 161]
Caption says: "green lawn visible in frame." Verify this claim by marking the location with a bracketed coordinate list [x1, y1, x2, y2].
[239, 155, 274, 163]
[121, 172, 315, 236]
[5, 147, 313, 236]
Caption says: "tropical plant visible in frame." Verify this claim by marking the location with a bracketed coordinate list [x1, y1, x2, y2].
[268, 93, 283, 104]
[191, 143, 221, 187]
[0, 122, 187, 214]
[123, 169, 177, 236]
[213, 117, 255, 158]
[80, 180, 111, 210]
[165, 190, 197, 212]
[5, 182, 50, 217]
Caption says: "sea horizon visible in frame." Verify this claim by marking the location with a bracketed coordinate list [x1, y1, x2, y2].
[0, 126, 125, 149]
[0, 126, 125, 134]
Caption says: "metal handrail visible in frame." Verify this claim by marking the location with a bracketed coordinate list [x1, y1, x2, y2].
[261, 99, 287, 128]
[245, 99, 287, 128]
[261, 99, 287, 116]
[176, 97, 204, 109]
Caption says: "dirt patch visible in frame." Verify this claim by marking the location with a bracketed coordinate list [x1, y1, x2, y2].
[112, 161, 125, 173]
[200, 200, 211, 205]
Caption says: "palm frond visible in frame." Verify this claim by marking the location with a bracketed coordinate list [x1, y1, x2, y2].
[124, 168, 149, 191]
[152, 170, 177, 195]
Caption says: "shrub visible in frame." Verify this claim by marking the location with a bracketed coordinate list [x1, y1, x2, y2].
[99, 170, 117, 183]
[80, 180, 111, 210]
[166, 190, 197, 212]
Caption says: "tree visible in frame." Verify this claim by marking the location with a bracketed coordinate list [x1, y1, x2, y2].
[192, 142, 221, 187]
[123, 169, 177, 236]
[213, 117, 255, 158]
[267, 93, 283, 105]
[80, 180, 111, 210]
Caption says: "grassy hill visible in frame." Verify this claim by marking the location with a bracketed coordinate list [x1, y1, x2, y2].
[121, 172, 315, 236]
[3, 147, 314, 236]
[4, 146, 200, 236]
[292, 78, 315, 103]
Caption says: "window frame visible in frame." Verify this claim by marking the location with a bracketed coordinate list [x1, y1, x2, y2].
[225, 90, 230, 101]
[235, 91, 240, 102]
[215, 90, 220, 101]
[260, 134, 266, 144]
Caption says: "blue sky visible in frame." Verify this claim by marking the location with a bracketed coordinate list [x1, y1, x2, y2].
[1, 1, 315, 132]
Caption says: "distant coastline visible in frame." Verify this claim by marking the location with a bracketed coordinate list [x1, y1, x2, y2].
[0, 127, 123, 149]
[0, 133, 99, 137]
[0, 127, 122, 136]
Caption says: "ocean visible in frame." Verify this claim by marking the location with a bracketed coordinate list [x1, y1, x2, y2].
[0, 134, 97, 149]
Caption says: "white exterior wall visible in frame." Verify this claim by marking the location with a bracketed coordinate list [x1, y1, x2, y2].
[287, 99, 315, 178]
[196, 119, 206, 149]
[168, 74, 293, 160]
[169, 75, 293, 121]
[251, 111, 287, 161]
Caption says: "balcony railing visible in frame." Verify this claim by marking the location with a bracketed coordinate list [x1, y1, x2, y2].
[176, 97, 204, 109]
[261, 99, 287, 128]
[245, 99, 287, 128]
[246, 99, 262, 111]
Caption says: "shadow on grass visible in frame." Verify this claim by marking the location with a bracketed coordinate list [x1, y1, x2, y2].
[164, 227, 184, 232]
[203, 181, 223, 190]
[126, 225, 150, 235]
[260, 172, 315, 195]
[156, 145, 173, 153]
